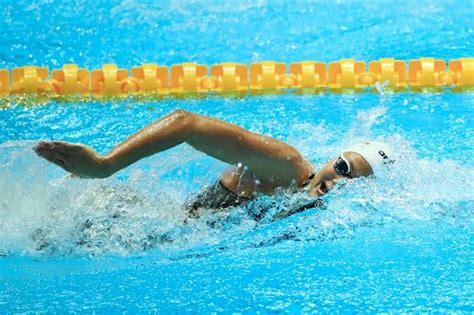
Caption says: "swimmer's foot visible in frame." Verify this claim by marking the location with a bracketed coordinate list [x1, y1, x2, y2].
[33, 141, 111, 178]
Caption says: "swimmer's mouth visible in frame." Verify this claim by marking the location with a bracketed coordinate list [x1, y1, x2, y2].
[317, 182, 328, 196]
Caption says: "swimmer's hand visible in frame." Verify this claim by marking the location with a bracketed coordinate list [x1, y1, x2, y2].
[33, 141, 110, 179]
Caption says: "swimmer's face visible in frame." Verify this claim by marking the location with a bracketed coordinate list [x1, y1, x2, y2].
[306, 151, 373, 197]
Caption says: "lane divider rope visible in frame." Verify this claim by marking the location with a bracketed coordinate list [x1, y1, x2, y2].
[0, 58, 472, 98]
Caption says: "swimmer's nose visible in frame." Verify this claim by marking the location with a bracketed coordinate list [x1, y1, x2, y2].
[319, 177, 344, 195]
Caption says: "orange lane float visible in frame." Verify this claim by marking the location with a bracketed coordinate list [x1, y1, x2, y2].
[131, 64, 169, 95]
[328, 59, 367, 91]
[91, 64, 137, 96]
[368, 58, 407, 90]
[170, 63, 209, 94]
[408, 58, 447, 89]
[449, 58, 474, 89]
[51, 64, 89, 95]
[10, 66, 50, 94]
[0, 58, 472, 98]
[210, 63, 247, 93]
[290, 61, 327, 90]
[249, 61, 291, 91]
[0, 69, 9, 95]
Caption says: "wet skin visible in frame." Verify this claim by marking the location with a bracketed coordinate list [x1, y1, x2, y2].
[33, 140, 373, 198]
[33, 109, 373, 199]
[304, 151, 373, 197]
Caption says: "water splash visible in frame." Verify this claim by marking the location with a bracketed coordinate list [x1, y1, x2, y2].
[375, 80, 390, 95]
[1, 92, 471, 258]
[1, 126, 472, 258]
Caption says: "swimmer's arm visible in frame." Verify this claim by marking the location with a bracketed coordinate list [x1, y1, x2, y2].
[33, 109, 309, 183]
[106, 109, 309, 182]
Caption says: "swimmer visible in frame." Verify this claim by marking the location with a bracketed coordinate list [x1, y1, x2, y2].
[33, 109, 394, 219]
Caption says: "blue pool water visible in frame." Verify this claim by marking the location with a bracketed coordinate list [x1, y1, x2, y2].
[1, 0, 473, 312]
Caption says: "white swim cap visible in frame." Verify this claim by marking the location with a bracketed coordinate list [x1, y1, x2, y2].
[344, 141, 395, 174]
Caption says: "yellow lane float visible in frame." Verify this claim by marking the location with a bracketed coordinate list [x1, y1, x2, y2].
[290, 61, 327, 90]
[210, 63, 247, 93]
[0, 57, 472, 98]
[51, 64, 89, 95]
[90, 64, 133, 96]
[10, 66, 50, 94]
[449, 58, 473, 87]
[131, 64, 169, 95]
[249, 61, 290, 91]
[170, 63, 208, 94]
[0, 69, 9, 95]
[368, 58, 406, 90]
[408, 58, 447, 90]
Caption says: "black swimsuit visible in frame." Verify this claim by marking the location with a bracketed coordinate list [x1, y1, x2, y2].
[184, 181, 251, 219]
[185, 174, 322, 221]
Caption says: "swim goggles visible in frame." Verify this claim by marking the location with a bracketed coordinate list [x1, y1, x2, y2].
[333, 153, 352, 178]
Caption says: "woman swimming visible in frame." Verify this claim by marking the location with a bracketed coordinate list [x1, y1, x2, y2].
[33, 109, 394, 219]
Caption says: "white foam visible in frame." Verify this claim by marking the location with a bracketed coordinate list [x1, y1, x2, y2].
[0, 111, 472, 257]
